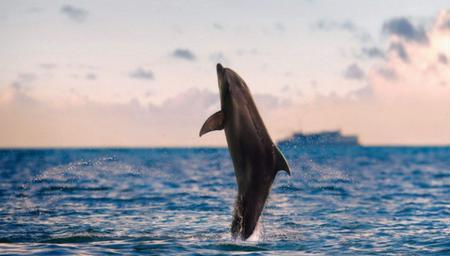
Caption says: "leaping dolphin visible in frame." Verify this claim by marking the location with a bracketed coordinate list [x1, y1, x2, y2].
[200, 63, 291, 240]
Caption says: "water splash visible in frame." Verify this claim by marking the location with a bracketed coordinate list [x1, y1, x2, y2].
[246, 221, 264, 242]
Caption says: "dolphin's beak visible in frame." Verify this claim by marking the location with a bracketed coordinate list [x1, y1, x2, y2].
[216, 63, 225, 91]
[216, 63, 224, 75]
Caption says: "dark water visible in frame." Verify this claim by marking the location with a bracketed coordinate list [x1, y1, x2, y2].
[0, 147, 449, 255]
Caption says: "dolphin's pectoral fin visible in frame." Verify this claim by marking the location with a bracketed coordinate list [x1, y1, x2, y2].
[199, 110, 225, 137]
[273, 145, 291, 175]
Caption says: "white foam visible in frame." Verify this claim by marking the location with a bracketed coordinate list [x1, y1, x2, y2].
[246, 221, 264, 242]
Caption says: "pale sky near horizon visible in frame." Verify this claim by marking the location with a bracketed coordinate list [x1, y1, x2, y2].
[0, 1, 450, 147]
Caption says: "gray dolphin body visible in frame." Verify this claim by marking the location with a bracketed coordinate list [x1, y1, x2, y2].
[200, 63, 291, 240]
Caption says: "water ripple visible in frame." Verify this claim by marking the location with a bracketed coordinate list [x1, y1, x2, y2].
[0, 147, 449, 254]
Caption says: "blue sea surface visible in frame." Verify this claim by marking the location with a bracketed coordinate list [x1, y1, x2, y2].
[0, 146, 449, 255]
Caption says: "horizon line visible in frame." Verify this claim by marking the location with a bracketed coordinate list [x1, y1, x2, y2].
[1, 144, 450, 150]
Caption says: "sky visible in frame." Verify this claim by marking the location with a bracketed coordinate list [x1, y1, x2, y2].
[0, 0, 449, 147]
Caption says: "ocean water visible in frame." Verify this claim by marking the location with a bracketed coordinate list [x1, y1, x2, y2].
[0, 146, 449, 255]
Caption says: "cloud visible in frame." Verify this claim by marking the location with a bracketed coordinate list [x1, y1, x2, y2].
[347, 85, 373, 100]
[85, 73, 97, 80]
[0, 84, 292, 147]
[437, 10, 450, 30]
[343, 63, 365, 80]
[60, 5, 88, 22]
[172, 49, 196, 61]
[376, 67, 397, 81]
[0, 87, 215, 147]
[279, 10, 450, 145]
[39, 63, 57, 70]
[382, 17, 427, 43]
[2, 10, 450, 147]
[313, 20, 355, 31]
[313, 19, 371, 42]
[389, 42, 409, 62]
[12, 73, 36, 89]
[361, 47, 385, 59]
[213, 23, 223, 30]
[129, 68, 154, 80]
[0, 84, 36, 107]
[438, 53, 448, 65]
[161, 88, 217, 111]
[369, 10, 450, 102]
[441, 19, 450, 29]
[258, 92, 291, 107]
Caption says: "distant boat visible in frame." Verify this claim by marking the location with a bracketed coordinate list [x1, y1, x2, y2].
[278, 130, 359, 147]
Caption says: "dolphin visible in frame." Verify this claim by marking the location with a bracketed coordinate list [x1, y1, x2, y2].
[199, 63, 291, 240]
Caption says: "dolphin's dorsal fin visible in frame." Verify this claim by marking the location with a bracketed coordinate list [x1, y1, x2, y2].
[199, 110, 225, 137]
[273, 145, 291, 175]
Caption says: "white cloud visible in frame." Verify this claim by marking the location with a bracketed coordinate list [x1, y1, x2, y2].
[0, 86, 289, 147]
[370, 10, 450, 102]
[2, 8, 450, 147]
[274, 10, 450, 145]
